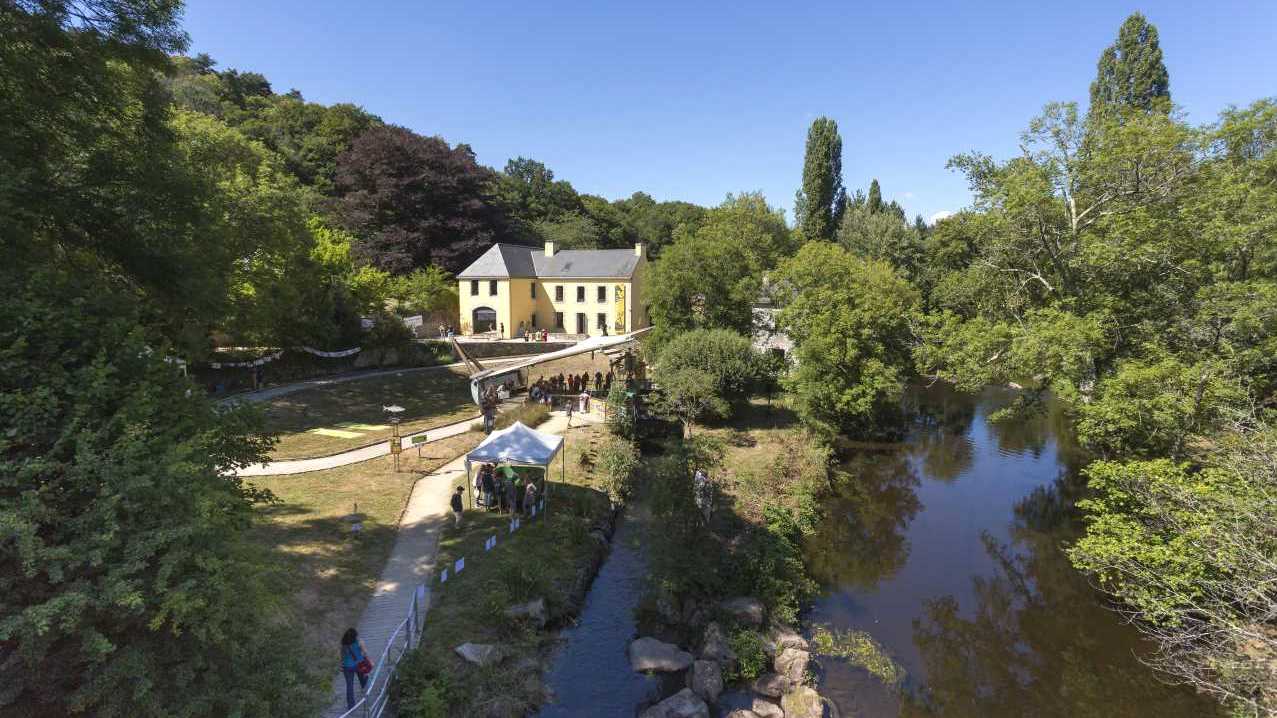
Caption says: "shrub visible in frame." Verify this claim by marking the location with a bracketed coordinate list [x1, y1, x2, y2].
[596, 436, 640, 502]
[725, 629, 768, 683]
[651, 328, 763, 420]
[605, 383, 634, 438]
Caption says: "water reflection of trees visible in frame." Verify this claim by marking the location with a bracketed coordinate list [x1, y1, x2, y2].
[805, 451, 922, 590]
[907, 527, 1220, 718]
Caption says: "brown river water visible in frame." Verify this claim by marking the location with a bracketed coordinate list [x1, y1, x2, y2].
[805, 383, 1220, 717]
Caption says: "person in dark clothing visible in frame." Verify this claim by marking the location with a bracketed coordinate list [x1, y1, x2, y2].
[594, 371, 603, 392]
[503, 477, 517, 516]
[340, 628, 370, 708]
[481, 466, 496, 510]
[450, 486, 465, 527]
[496, 476, 508, 513]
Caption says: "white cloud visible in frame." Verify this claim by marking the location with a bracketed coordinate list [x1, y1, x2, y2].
[928, 210, 955, 225]
[902, 191, 915, 199]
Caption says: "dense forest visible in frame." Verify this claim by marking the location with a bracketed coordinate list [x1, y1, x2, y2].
[3, 1, 1276, 716]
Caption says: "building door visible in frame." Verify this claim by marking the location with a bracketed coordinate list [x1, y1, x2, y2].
[576, 313, 587, 335]
[472, 307, 497, 333]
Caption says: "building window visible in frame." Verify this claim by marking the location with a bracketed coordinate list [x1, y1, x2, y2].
[555, 285, 563, 302]
[576, 286, 585, 302]
[470, 280, 479, 296]
[531, 313, 538, 328]
[597, 286, 606, 302]
[597, 313, 607, 330]
[531, 283, 536, 299]
[554, 312, 564, 329]
[489, 280, 498, 296]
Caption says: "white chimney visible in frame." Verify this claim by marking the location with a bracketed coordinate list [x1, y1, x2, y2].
[544, 241, 556, 257]
[634, 242, 646, 258]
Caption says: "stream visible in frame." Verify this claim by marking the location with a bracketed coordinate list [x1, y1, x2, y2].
[538, 509, 666, 717]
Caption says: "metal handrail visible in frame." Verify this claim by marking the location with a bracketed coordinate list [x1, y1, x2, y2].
[332, 586, 424, 718]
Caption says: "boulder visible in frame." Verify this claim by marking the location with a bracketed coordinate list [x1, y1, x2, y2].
[454, 642, 506, 667]
[764, 625, 809, 657]
[503, 598, 546, 628]
[751, 672, 790, 698]
[720, 596, 765, 626]
[629, 637, 694, 673]
[700, 622, 735, 664]
[724, 711, 761, 718]
[780, 685, 823, 718]
[773, 647, 810, 684]
[687, 659, 723, 704]
[750, 698, 783, 718]
[639, 688, 710, 718]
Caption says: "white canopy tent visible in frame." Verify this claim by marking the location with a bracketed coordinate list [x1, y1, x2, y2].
[463, 422, 564, 510]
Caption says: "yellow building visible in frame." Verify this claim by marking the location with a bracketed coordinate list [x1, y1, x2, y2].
[456, 241, 649, 338]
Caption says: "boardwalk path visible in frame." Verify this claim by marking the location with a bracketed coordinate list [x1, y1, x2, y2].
[322, 410, 602, 717]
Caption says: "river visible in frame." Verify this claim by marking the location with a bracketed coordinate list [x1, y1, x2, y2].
[804, 384, 1219, 717]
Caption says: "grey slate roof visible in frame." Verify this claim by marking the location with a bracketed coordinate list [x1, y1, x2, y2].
[457, 244, 640, 279]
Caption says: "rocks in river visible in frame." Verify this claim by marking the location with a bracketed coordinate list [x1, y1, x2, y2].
[750, 697, 784, 718]
[763, 624, 809, 657]
[503, 597, 546, 628]
[629, 637, 694, 673]
[773, 646, 810, 684]
[687, 659, 723, 703]
[723, 711, 761, 718]
[720, 596, 765, 626]
[638, 688, 710, 718]
[780, 685, 824, 718]
[453, 642, 507, 666]
[700, 622, 735, 664]
[751, 671, 790, 698]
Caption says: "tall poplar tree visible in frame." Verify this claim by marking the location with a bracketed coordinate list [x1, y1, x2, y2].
[795, 117, 847, 242]
[867, 178, 883, 214]
[1089, 12, 1171, 114]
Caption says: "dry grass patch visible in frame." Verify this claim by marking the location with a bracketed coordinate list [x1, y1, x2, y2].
[261, 366, 478, 459]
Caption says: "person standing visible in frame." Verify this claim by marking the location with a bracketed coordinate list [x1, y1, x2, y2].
[481, 465, 496, 510]
[594, 371, 602, 392]
[566, 394, 575, 427]
[503, 476, 517, 516]
[450, 486, 465, 527]
[340, 628, 371, 709]
[524, 481, 538, 516]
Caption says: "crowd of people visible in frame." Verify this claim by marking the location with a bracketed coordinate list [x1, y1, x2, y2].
[472, 462, 539, 515]
[527, 370, 613, 404]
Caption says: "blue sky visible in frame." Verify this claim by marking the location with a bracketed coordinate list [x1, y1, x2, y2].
[182, 0, 1276, 223]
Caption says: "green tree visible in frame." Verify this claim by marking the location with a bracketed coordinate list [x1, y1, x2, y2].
[645, 215, 764, 346]
[652, 366, 727, 437]
[391, 265, 460, 317]
[1069, 434, 1277, 715]
[775, 243, 919, 438]
[0, 266, 318, 717]
[651, 329, 761, 416]
[533, 210, 603, 250]
[794, 117, 847, 242]
[866, 178, 882, 214]
[1089, 12, 1171, 115]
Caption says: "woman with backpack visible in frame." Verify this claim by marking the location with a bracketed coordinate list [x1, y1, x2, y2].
[340, 628, 372, 708]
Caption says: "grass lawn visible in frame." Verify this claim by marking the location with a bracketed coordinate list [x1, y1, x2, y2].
[396, 423, 615, 718]
[260, 366, 478, 460]
[698, 397, 814, 524]
[248, 429, 485, 665]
